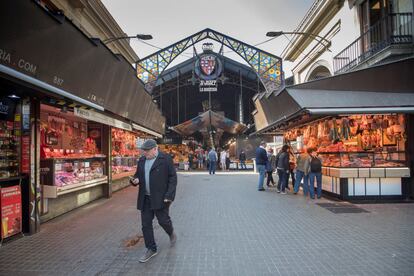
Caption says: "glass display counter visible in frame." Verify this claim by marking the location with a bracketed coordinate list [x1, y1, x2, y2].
[40, 157, 107, 198]
[318, 151, 406, 168]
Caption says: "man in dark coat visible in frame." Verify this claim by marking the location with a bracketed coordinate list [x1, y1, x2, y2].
[131, 139, 177, 263]
[255, 141, 268, 191]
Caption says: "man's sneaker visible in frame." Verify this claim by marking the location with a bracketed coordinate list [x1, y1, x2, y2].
[276, 188, 281, 193]
[281, 191, 287, 195]
[169, 232, 177, 247]
[139, 249, 158, 263]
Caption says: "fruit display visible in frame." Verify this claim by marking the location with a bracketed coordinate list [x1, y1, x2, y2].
[158, 144, 191, 164]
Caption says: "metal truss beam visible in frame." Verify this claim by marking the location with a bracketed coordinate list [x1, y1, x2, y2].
[136, 28, 283, 95]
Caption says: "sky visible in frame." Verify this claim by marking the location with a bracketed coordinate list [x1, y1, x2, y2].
[101, 0, 315, 77]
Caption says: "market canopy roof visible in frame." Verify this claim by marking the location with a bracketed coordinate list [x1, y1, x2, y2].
[253, 58, 414, 135]
[171, 110, 247, 136]
[135, 28, 283, 95]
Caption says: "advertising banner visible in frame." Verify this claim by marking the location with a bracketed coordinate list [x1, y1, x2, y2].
[1, 185, 22, 239]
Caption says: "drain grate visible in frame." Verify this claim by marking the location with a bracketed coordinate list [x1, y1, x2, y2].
[316, 203, 369, 214]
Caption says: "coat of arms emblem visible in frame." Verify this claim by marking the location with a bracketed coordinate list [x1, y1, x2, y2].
[200, 55, 216, 76]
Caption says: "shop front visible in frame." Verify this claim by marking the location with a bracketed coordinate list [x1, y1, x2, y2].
[253, 58, 414, 201]
[111, 127, 146, 192]
[0, 94, 29, 243]
[0, 1, 165, 237]
[39, 104, 109, 221]
[283, 114, 410, 200]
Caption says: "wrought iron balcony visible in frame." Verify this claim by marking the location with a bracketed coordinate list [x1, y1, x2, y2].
[334, 13, 413, 74]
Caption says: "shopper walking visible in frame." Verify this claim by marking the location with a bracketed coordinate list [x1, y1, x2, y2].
[220, 148, 227, 171]
[286, 146, 296, 190]
[255, 141, 268, 191]
[275, 145, 290, 194]
[225, 150, 230, 170]
[293, 148, 311, 196]
[130, 139, 177, 263]
[239, 150, 247, 170]
[208, 148, 218, 175]
[188, 151, 194, 170]
[265, 148, 276, 187]
[308, 148, 323, 199]
[197, 148, 204, 169]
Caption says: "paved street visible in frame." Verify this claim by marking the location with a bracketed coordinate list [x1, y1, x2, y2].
[1, 173, 414, 276]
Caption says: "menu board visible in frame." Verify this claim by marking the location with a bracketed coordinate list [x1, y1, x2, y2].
[1, 185, 22, 239]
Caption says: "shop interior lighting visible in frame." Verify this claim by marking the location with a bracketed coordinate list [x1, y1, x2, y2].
[8, 94, 20, 99]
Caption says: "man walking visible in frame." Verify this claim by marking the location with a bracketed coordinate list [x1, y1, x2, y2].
[275, 145, 290, 194]
[220, 148, 227, 171]
[208, 147, 218, 175]
[130, 139, 177, 263]
[255, 141, 268, 191]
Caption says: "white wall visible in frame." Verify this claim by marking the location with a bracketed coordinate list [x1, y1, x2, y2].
[291, 0, 361, 84]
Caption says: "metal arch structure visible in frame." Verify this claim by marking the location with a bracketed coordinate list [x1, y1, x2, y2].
[136, 28, 284, 94]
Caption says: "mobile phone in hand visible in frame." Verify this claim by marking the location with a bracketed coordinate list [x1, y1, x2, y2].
[129, 176, 139, 186]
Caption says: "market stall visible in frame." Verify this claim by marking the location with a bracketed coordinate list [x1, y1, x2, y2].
[0, 96, 25, 242]
[110, 128, 147, 191]
[253, 59, 414, 201]
[284, 114, 410, 199]
[39, 104, 108, 218]
[158, 144, 192, 169]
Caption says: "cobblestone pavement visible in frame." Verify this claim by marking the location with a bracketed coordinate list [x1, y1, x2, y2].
[1, 173, 414, 276]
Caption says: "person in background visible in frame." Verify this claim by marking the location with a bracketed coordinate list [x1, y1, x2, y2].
[239, 150, 247, 170]
[220, 148, 227, 171]
[225, 150, 230, 171]
[255, 141, 268, 191]
[308, 148, 323, 199]
[204, 149, 209, 169]
[275, 145, 290, 194]
[265, 148, 276, 187]
[293, 147, 311, 196]
[286, 146, 296, 190]
[188, 151, 194, 170]
[197, 149, 204, 169]
[208, 148, 218, 175]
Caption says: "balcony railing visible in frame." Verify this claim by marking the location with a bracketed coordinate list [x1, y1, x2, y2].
[334, 13, 413, 74]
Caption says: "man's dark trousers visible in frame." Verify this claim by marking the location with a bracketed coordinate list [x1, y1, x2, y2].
[141, 195, 174, 251]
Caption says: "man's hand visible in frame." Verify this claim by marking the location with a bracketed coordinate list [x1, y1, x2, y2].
[130, 177, 139, 186]
[164, 199, 172, 205]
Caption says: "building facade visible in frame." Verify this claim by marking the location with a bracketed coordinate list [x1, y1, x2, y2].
[283, 0, 414, 84]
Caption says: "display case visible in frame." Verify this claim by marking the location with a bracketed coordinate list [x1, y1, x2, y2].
[40, 157, 107, 198]
[112, 156, 137, 179]
[0, 121, 20, 179]
[318, 151, 406, 168]
[111, 128, 141, 179]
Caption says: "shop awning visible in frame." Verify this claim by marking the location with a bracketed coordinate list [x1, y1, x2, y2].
[0, 1, 165, 135]
[254, 89, 414, 134]
[253, 58, 414, 135]
[171, 110, 247, 136]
